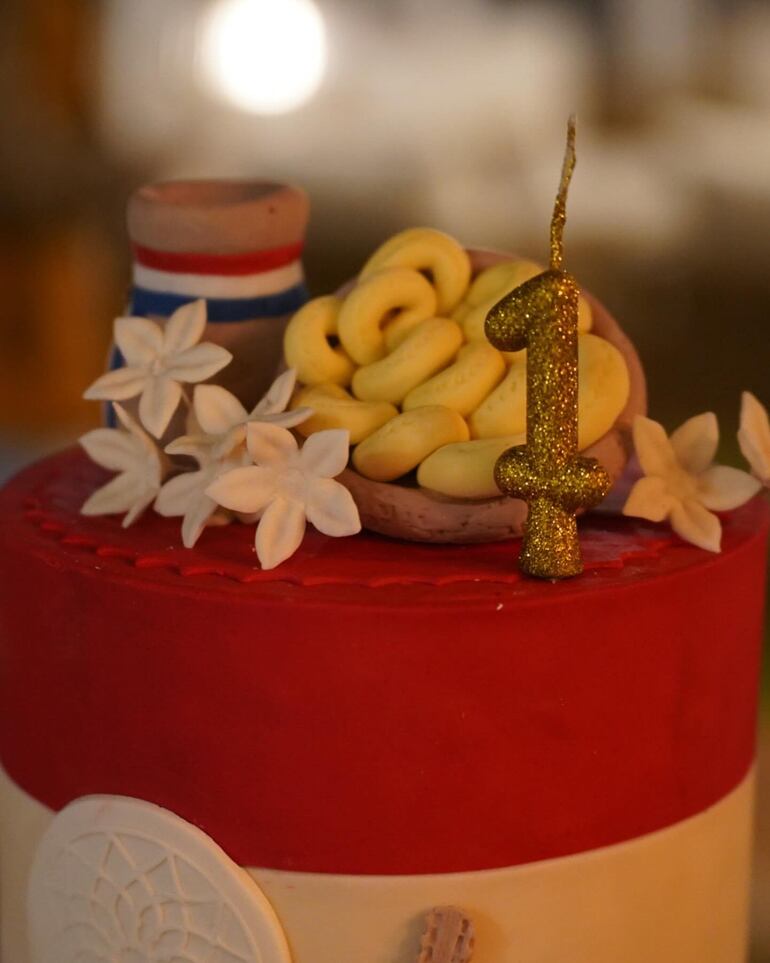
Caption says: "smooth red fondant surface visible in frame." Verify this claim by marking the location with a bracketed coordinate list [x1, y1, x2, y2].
[0, 449, 767, 874]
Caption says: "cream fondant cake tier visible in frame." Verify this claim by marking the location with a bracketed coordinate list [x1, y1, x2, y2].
[0, 448, 768, 963]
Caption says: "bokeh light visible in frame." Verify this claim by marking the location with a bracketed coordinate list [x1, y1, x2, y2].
[200, 0, 327, 115]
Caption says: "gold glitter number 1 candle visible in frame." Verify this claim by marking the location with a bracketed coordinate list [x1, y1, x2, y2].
[485, 118, 610, 579]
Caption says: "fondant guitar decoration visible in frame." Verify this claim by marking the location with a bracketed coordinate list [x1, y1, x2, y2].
[417, 906, 475, 963]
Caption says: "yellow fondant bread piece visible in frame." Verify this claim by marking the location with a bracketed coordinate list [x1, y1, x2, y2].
[417, 434, 526, 499]
[465, 259, 543, 307]
[293, 384, 398, 444]
[353, 406, 469, 482]
[283, 295, 355, 387]
[451, 301, 472, 324]
[469, 333, 630, 449]
[359, 227, 472, 315]
[578, 296, 592, 333]
[468, 359, 526, 439]
[351, 318, 464, 404]
[574, 333, 632, 449]
[337, 267, 437, 366]
[383, 310, 433, 353]
[402, 342, 506, 416]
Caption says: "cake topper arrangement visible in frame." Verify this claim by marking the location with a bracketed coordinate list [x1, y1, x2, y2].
[281, 219, 641, 543]
[76, 130, 768, 570]
[485, 117, 610, 578]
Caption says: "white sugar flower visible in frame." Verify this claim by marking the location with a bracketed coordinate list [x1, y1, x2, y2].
[154, 429, 250, 549]
[83, 300, 232, 439]
[80, 404, 167, 526]
[192, 368, 312, 440]
[738, 391, 770, 486]
[623, 413, 761, 552]
[206, 422, 360, 569]
[155, 370, 314, 549]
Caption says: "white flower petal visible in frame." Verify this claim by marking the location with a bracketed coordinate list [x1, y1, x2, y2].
[255, 497, 306, 569]
[114, 316, 163, 366]
[193, 384, 248, 435]
[253, 368, 297, 415]
[83, 366, 147, 402]
[181, 495, 219, 548]
[632, 416, 676, 478]
[212, 425, 247, 461]
[257, 407, 314, 430]
[139, 377, 183, 439]
[697, 464, 762, 511]
[740, 391, 770, 439]
[206, 465, 278, 514]
[164, 343, 232, 384]
[298, 429, 350, 479]
[670, 412, 718, 474]
[738, 391, 770, 483]
[122, 487, 157, 527]
[112, 402, 138, 433]
[305, 478, 361, 537]
[162, 299, 207, 355]
[155, 469, 209, 517]
[738, 430, 770, 486]
[236, 511, 261, 524]
[622, 476, 675, 523]
[246, 422, 298, 468]
[79, 429, 139, 473]
[81, 472, 141, 517]
[165, 434, 214, 464]
[113, 404, 165, 471]
[670, 499, 722, 553]
[148, 455, 166, 490]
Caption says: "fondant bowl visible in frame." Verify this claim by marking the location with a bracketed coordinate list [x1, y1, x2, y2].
[336, 249, 647, 543]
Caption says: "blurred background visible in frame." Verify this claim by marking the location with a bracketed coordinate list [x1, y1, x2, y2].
[0, 0, 768, 954]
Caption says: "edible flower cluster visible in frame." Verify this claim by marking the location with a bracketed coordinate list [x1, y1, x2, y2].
[622, 403, 764, 553]
[80, 301, 360, 569]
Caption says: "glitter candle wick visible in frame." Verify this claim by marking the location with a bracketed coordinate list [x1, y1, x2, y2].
[550, 114, 576, 272]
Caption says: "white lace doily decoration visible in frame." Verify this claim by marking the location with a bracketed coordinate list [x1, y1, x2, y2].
[28, 795, 292, 963]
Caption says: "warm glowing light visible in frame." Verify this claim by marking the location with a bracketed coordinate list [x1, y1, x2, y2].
[201, 0, 327, 115]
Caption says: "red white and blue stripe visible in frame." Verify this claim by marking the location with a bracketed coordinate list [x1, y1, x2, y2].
[129, 241, 308, 322]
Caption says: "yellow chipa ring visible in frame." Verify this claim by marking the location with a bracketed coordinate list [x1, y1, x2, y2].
[359, 227, 472, 315]
[283, 295, 355, 387]
[402, 342, 506, 416]
[337, 267, 437, 366]
[351, 318, 464, 405]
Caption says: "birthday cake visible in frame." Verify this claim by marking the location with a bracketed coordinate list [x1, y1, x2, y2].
[1, 135, 769, 963]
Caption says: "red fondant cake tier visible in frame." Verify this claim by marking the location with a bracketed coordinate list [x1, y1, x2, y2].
[0, 448, 767, 875]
